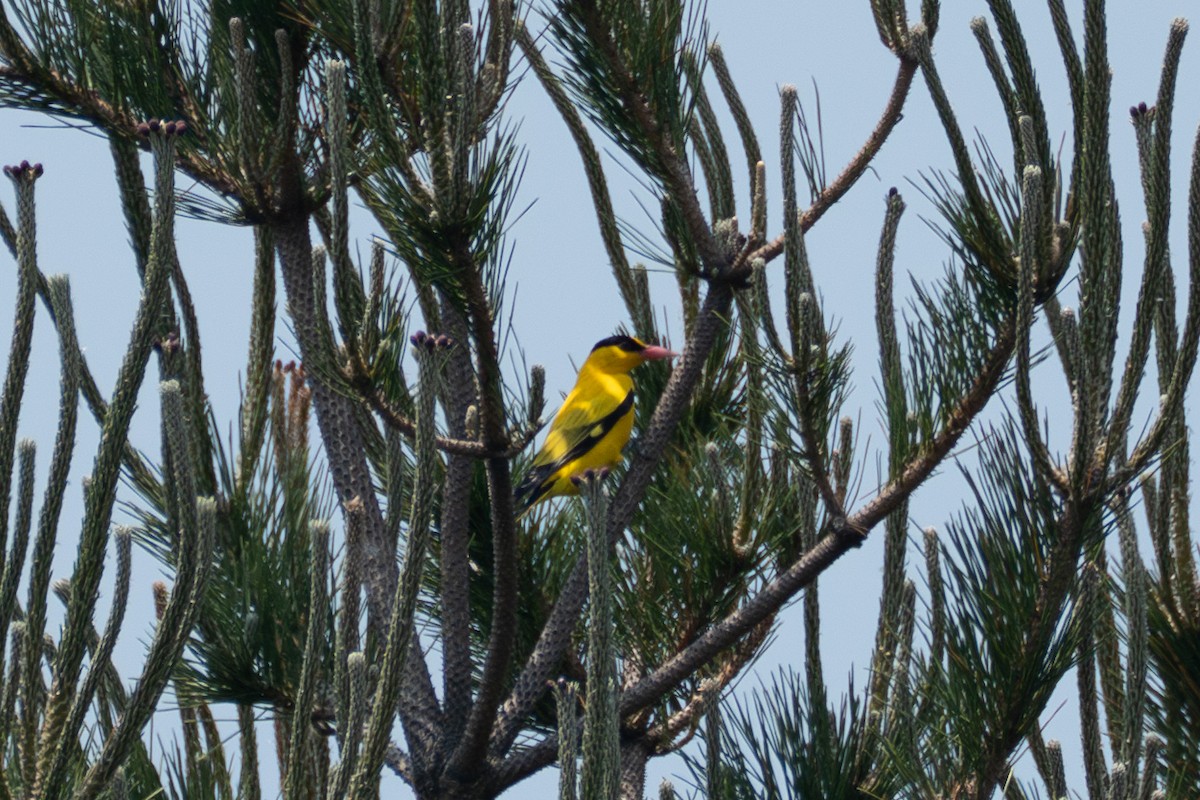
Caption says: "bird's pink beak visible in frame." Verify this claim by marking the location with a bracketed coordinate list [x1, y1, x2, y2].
[640, 344, 677, 361]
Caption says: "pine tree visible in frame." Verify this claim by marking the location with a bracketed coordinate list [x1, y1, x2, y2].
[0, 1, 1196, 799]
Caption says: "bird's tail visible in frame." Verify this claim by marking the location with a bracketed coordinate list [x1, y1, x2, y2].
[513, 464, 555, 518]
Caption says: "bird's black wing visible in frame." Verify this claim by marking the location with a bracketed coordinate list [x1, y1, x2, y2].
[514, 390, 633, 512]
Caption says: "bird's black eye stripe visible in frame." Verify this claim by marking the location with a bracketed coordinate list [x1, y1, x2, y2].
[591, 334, 644, 353]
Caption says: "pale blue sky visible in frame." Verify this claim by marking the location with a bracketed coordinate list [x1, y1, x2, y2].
[0, 1, 1195, 797]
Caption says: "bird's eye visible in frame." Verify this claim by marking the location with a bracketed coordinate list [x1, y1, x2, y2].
[617, 337, 643, 352]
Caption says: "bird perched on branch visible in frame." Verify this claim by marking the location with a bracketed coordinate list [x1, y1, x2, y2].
[515, 334, 677, 513]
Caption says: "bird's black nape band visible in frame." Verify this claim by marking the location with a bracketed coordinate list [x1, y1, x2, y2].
[591, 334, 644, 353]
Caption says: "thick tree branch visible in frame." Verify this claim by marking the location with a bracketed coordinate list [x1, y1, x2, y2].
[489, 282, 735, 759]
[436, 304, 478, 751]
[617, 738, 652, 800]
[623, 320, 1018, 714]
[444, 266, 521, 782]
[493, 316, 1017, 789]
[642, 614, 773, 753]
[272, 215, 445, 760]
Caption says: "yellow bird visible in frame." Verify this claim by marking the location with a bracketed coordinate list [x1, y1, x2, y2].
[515, 335, 676, 513]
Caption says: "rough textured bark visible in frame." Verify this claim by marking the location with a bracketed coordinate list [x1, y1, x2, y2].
[490, 282, 735, 759]
[618, 738, 651, 800]
[437, 302, 478, 751]
[445, 271, 521, 784]
[272, 214, 395, 619]
[272, 214, 445, 772]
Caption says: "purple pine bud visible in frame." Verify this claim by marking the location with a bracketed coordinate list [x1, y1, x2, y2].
[160, 331, 180, 354]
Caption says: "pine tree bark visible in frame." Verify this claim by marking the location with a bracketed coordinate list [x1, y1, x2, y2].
[272, 213, 444, 779]
[618, 738, 651, 800]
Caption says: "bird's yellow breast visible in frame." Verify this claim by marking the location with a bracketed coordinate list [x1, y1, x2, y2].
[538, 368, 634, 497]
[516, 337, 670, 513]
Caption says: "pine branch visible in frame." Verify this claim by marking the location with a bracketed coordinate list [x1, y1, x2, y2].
[494, 303, 1016, 789]
[1070, 0, 1122, 481]
[554, 679, 580, 800]
[39, 531, 131, 800]
[436, 303, 478, 751]
[557, 0, 725, 274]
[1105, 20, 1187, 474]
[1123, 99, 1200, 479]
[0, 161, 39, 586]
[745, 56, 917, 267]
[41, 126, 178, 767]
[283, 523, 330, 800]
[350, 332, 446, 798]
[1013, 152, 1065, 492]
[0, 442, 33, 768]
[1079, 565, 1109, 799]
[443, 268, 523, 782]
[707, 43, 761, 193]
[25, 272, 83, 799]
[578, 473, 619, 800]
[489, 281, 734, 760]
[237, 703, 262, 800]
[75, 491, 216, 800]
